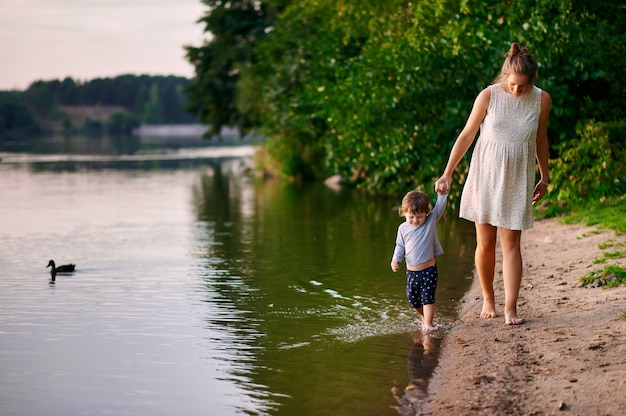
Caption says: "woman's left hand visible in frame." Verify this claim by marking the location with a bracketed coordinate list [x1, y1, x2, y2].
[532, 181, 549, 205]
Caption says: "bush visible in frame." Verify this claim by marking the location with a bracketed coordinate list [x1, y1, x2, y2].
[0, 96, 41, 142]
[82, 117, 104, 137]
[107, 111, 140, 136]
[549, 120, 626, 203]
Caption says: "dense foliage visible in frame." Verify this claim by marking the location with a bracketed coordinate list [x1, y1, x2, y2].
[0, 92, 41, 140]
[185, 0, 288, 135]
[550, 119, 626, 203]
[187, 0, 626, 200]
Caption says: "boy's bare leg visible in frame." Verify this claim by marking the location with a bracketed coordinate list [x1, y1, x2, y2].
[475, 223, 498, 318]
[413, 306, 424, 319]
[421, 304, 436, 331]
[500, 228, 524, 325]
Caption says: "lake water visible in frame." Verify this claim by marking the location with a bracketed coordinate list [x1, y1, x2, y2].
[0, 136, 476, 416]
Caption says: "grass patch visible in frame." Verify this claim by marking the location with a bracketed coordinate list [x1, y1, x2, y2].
[542, 193, 626, 288]
[592, 245, 626, 264]
[598, 239, 624, 250]
[561, 194, 626, 234]
[580, 265, 626, 288]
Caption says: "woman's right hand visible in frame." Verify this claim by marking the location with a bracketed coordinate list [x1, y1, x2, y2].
[435, 175, 451, 194]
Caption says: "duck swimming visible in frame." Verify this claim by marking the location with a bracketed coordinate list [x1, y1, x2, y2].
[46, 260, 76, 274]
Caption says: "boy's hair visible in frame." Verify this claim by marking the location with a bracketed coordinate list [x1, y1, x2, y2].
[399, 190, 430, 216]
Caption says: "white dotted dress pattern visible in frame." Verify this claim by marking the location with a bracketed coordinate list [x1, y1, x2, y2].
[460, 84, 542, 230]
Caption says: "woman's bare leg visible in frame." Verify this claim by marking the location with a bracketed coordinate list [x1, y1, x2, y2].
[475, 223, 498, 318]
[500, 228, 524, 325]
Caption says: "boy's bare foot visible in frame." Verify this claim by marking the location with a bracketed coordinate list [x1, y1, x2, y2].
[422, 323, 439, 332]
[480, 301, 497, 319]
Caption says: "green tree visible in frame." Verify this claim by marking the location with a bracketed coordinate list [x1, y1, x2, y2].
[160, 77, 194, 123]
[141, 84, 163, 124]
[62, 115, 72, 131]
[247, 1, 346, 178]
[82, 117, 104, 136]
[25, 80, 55, 117]
[107, 111, 140, 136]
[252, 0, 625, 193]
[58, 77, 78, 105]
[0, 93, 41, 141]
[184, 0, 287, 135]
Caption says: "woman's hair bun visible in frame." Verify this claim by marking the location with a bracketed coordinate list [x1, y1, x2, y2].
[496, 42, 538, 86]
[508, 42, 526, 57]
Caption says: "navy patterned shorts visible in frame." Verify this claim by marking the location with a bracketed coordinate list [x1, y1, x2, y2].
[406, 265, 438, 308]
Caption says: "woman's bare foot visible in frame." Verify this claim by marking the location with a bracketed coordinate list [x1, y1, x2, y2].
[504, 306, 524, 325]
[505, 314, 524, 325]
[480, 300, 497, 319]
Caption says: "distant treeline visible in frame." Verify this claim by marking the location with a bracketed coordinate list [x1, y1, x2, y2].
[1, 74, 197, 142]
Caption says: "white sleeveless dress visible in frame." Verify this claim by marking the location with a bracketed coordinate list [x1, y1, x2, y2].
[459, 84, 542, 230]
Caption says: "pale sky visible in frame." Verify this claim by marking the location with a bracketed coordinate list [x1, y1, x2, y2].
[0, 0, 208, 90]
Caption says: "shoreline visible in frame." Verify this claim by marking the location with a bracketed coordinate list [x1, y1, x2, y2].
[417, 218, 626, 415]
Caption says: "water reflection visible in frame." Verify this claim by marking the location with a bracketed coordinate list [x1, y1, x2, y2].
[0, 156, 254, 416]
[391, 333, 442, 415]
[191, 161, 279, 411]
[0, 132, 256, 156]
[191, 163, 476, 415]
[0, 132, 256, 173]
[0, 137, 476, 416]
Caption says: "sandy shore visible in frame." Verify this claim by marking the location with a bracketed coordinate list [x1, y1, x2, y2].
[402, 218, 626, 415]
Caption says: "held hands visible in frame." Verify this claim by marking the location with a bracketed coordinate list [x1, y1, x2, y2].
[391, 261, 399, 272]
[435, 175, 451, 195]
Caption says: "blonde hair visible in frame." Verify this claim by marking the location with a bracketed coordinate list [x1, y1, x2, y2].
[494, 42, 538, 86]
[398, 190, 430, 216]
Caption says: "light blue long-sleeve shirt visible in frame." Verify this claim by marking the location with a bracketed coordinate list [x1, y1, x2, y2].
[391, 193, 448, 268]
